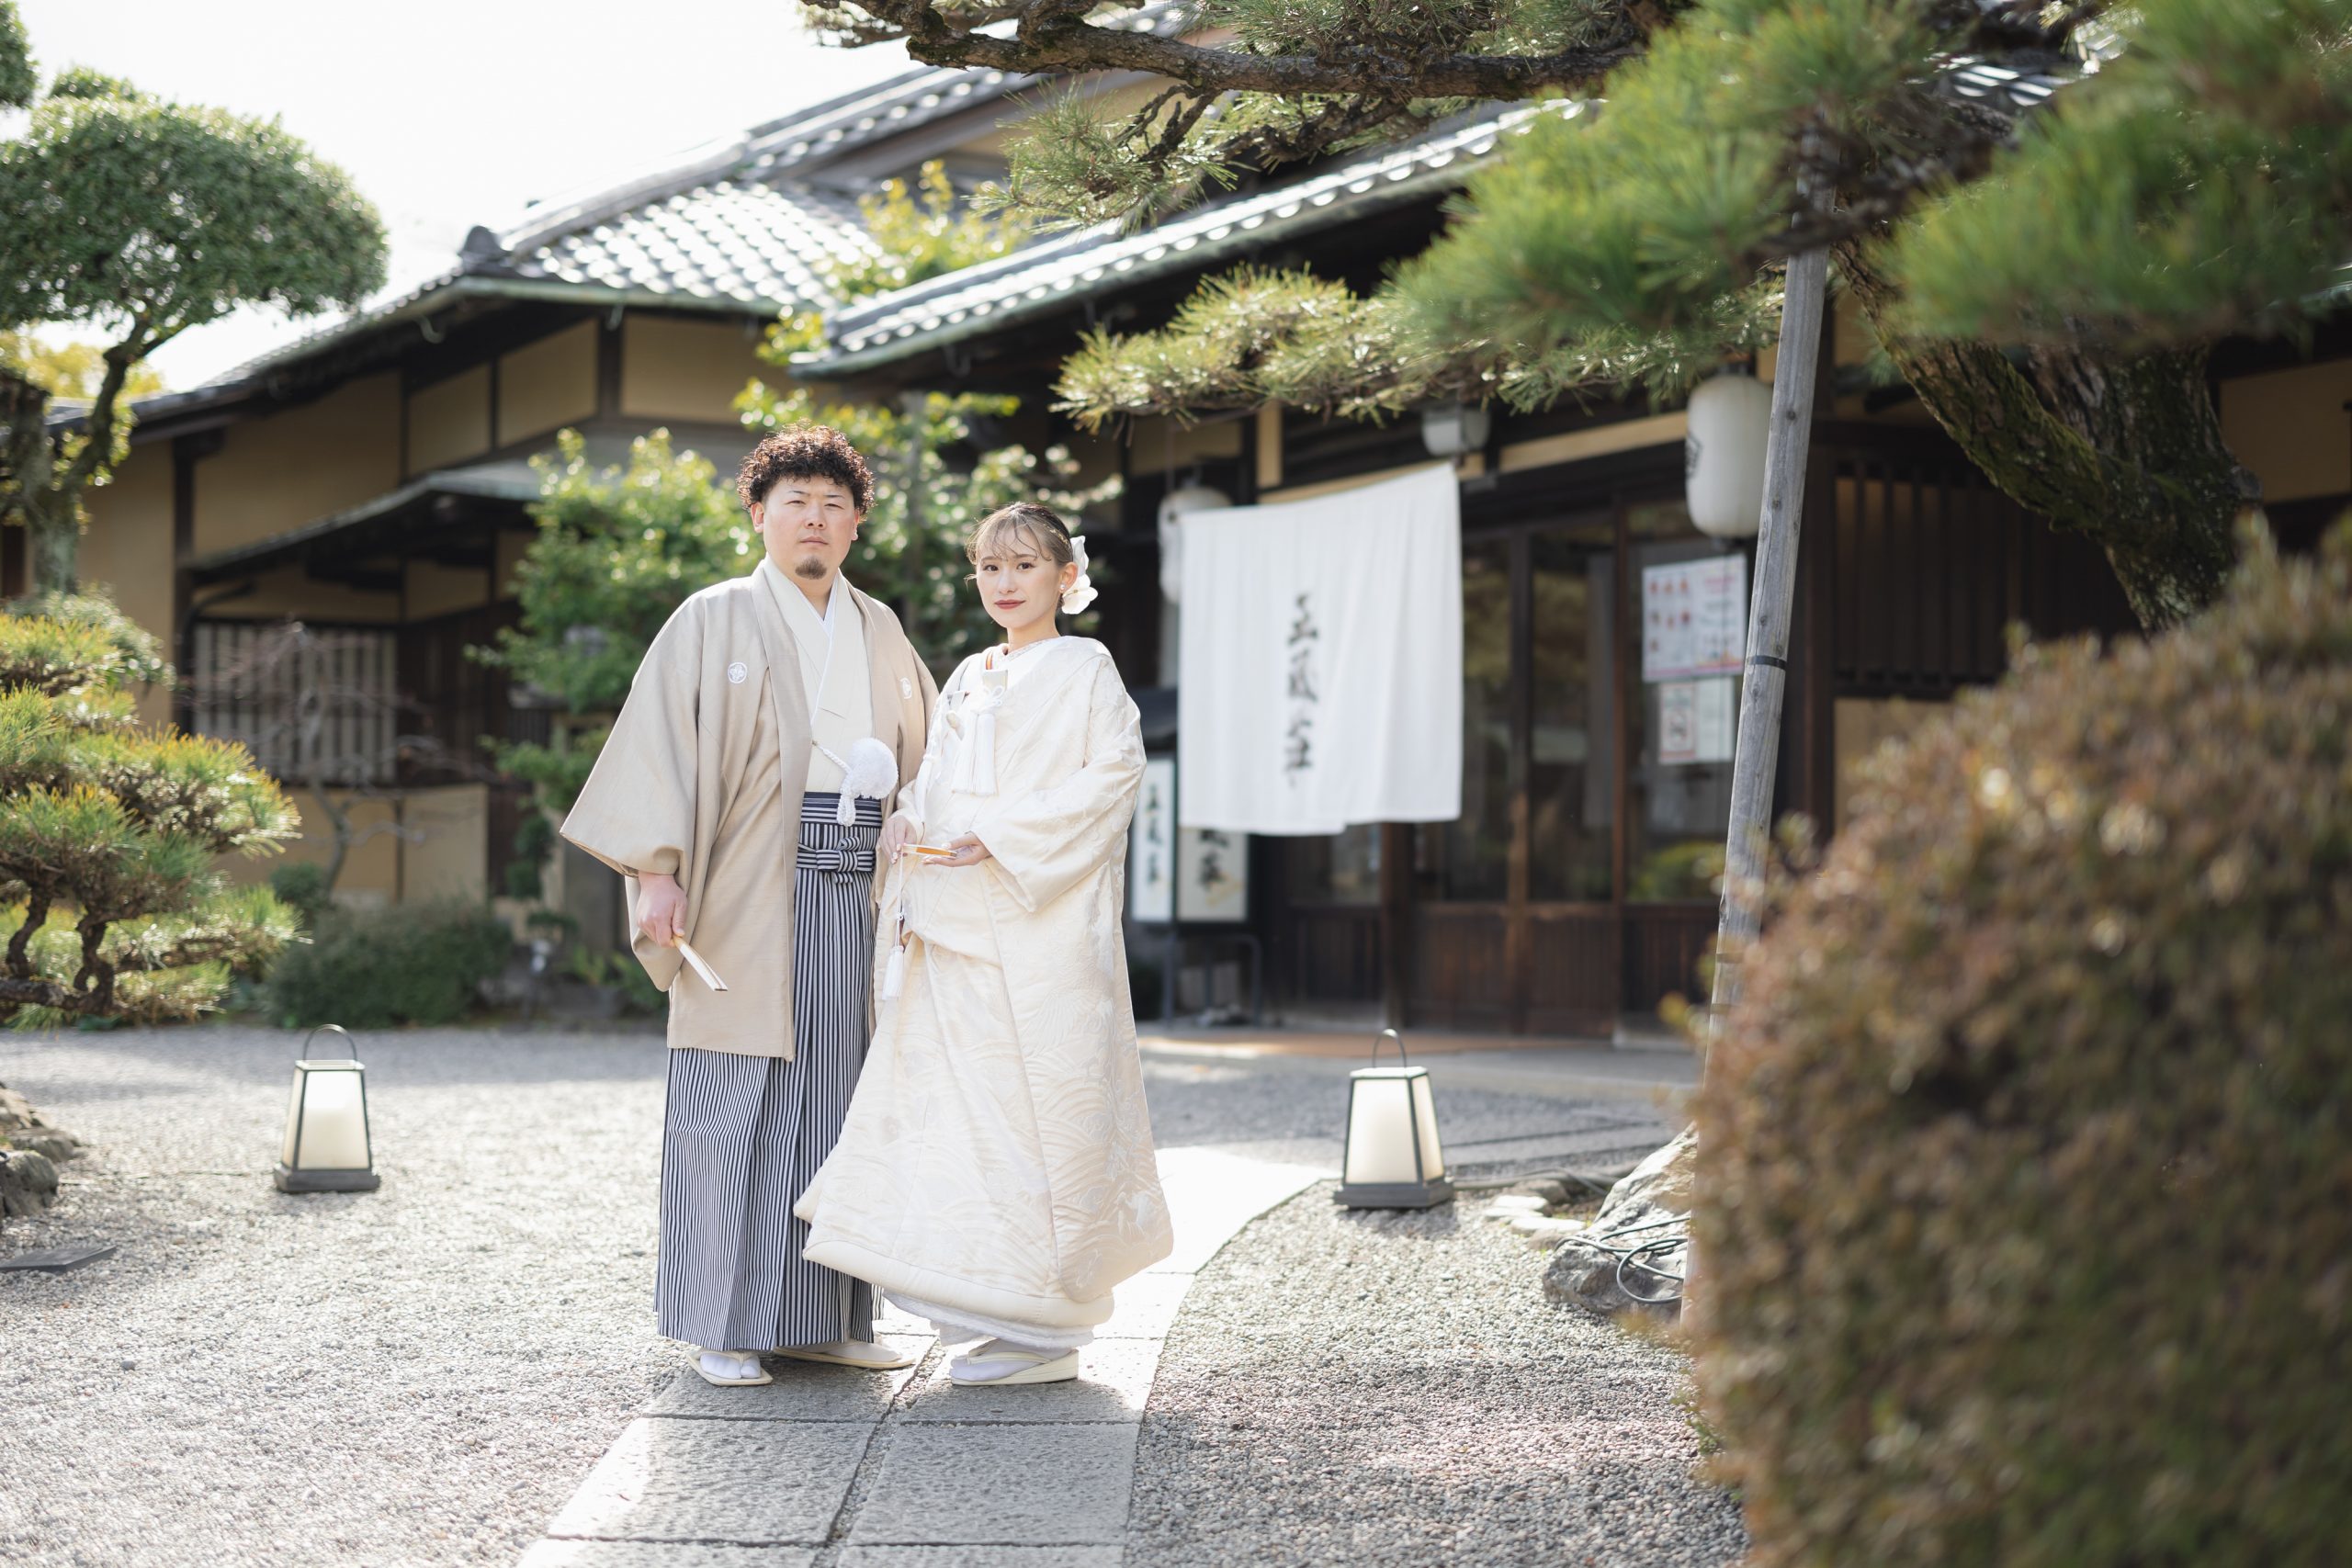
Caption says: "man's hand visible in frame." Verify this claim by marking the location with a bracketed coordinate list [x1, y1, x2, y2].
[941, 832, 992, 868]
[637, 873, 686, 946]
[879, 813, 918, 862]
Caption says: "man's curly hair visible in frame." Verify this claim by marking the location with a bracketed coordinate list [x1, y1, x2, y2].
[735, 424, 874, 514]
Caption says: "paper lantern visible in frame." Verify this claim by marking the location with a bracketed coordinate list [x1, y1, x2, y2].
[1419, 399, 1490, 458]
[275, 1024, 380, 1193]
[1335, 1029, 1453, 1210]
[1685, 368, 1774, 538]
[1156, 483, 1231, 604]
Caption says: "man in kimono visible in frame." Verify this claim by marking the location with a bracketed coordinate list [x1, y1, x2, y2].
[561, 423, 936, 1386]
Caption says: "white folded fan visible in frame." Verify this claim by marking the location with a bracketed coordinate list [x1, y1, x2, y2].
[673, 939, 728, 992]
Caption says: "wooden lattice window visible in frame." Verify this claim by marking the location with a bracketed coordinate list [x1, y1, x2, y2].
[188, 621, 400, 788]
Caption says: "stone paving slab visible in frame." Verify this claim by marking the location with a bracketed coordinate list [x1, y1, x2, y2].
[643, 1346, 929, 1423]
[849, 1424, 1141, 1546]
[547, 1416, 870, 1545]
[837, 1549, 1122, 1568]
[521, 1543, 816, 1568]
[1092, 1269, 1193, 1338]
[895, 1337, 1162, 1425]
[1149, 1148, 1324, 1272]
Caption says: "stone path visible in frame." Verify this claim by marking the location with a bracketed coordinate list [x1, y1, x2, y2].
[517, 1147, 1323, 1567]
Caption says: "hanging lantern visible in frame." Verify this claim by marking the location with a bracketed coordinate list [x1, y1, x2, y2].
[1685, 367, 1774, 538]
[1419, 398, 1491, 458]
[1156, 481, 1231, 604]
[275, 1024, 379, 1193]
[1335, 1028, 1453, 1210]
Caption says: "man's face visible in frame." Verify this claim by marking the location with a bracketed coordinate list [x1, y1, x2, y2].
[752, 476, 861, 581]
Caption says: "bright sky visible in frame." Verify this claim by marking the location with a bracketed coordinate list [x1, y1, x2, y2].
[16, 0, 915, 389]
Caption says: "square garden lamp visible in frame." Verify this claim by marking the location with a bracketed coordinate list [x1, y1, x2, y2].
[275, 1025, 379, 1193]
[1335, 1028, 1453, 1210]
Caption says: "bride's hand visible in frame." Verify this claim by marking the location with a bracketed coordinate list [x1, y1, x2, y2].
[942, 832, 992, 867]
[879, 814, 918, 861]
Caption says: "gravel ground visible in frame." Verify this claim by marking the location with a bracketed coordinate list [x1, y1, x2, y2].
[1127, 1186, 1746, 1567]
[0, 1024, 1695, 1568]
[0, 1025, 677, 1568]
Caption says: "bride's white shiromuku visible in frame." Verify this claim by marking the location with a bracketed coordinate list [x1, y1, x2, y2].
[797, 631, 1172, 1348]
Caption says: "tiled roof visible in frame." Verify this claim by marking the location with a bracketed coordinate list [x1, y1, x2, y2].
[812, 52, 2087, 376]
[818, 102, 1581, 372]
[514, 180, 877, 311]
[199, 57, 1065, 389]
[200, 6, 1203, 391]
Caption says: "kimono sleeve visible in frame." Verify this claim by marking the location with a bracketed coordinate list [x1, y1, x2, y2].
[971, 657, 1145, 913]
[559, 599, 704, 881]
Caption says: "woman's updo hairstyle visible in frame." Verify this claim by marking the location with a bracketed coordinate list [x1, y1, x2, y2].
[966, 502, 1076, 573]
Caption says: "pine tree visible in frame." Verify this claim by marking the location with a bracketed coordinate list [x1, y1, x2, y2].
[812, 0, 2352, 628]
[0, 596, 300, 1024]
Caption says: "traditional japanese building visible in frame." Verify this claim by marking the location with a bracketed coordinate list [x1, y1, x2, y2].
[42, 47, 2352, 1039]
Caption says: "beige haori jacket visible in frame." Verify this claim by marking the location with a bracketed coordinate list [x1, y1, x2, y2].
[799, 638, 1173, 1331]
[559, 564, 936, 1059]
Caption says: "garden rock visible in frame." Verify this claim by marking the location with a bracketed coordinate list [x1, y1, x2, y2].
[2, 1146, 62, 1218]
[1543, 1124, 1692, 1317]
[0, 1080, 82, 1162]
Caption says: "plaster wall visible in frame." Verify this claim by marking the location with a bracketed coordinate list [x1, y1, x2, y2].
[192, 375, 402, 556]
[77, 446, 176, 726]
[621, 316, 770, 424]
[406, 365, 493, 474]
[497, 321, 599, 446]
[403, 559, 495, 621]
[2218, 359, 2352, 504]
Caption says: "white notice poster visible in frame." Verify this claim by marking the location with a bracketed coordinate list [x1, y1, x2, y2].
[1179, 827, 1249, 922]
[1642, 554, 1747, 682]
[1693, 675, 1736, 762]
[1658, 676, 1738, 766]
[1129, 758, 1175, 921]
[1658, 682, 1700, 764]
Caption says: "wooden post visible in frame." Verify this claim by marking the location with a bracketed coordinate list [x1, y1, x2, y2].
[1706, 231, 1833, 1051]
[899, 389, 926, 628]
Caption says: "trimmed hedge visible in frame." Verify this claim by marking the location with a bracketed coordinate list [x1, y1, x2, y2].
[1692, 527, 2352, 1566]
[266, 901, 513, 1029]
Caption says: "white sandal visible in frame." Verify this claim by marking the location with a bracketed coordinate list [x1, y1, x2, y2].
[947, 1346, 1080, 1386]
[695, 1349, 771, 1386]
[774, 1338, 918, 1371]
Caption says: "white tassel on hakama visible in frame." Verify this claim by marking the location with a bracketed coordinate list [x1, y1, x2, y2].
[820, 737, 901, 823]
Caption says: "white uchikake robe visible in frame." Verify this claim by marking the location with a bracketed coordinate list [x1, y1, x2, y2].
[797, 637, 1173, 1344]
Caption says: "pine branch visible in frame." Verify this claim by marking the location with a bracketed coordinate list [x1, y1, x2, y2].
[820, 0, 1642, 98]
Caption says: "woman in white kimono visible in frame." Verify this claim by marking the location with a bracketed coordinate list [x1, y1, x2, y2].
[798, 502, 1172, 1386]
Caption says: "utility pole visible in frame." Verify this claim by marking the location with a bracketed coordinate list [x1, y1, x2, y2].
[1707, 170, 1834, 1054]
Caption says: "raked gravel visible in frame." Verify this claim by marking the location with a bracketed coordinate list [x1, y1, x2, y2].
[0, 1022, 1689, 1568]
[0, 1025, 677, 1568]
[1126, 1184, 1746, 1567]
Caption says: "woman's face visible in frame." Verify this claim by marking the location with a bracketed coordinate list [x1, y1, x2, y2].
[973, 528, 1078, 636]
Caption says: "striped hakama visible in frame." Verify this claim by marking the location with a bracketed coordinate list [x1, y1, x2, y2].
[654, 792, 882, 1350]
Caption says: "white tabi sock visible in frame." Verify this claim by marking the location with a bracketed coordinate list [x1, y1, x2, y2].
[948, 1338, 1066, 1382]
[697, 1348, 765, 1382]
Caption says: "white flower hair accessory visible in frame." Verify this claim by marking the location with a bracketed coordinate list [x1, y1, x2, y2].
[1060, 533, 1099, 615]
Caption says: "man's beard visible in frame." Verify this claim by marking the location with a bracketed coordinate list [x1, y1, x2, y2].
[794, 554, 829, 581]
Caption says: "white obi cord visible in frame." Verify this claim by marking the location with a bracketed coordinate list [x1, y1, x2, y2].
[946, 660, 1012, 796]
[814, 736, 899, 825]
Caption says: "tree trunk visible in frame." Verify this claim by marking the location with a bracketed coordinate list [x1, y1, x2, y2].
[0, 371, 78, 595]
[1838, 245, 2254, 631]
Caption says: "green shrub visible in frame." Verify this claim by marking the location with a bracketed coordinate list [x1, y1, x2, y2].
[266, 862, 332, 925]
[1692, 525, 2352, 1567]
[565, 947, 664, 1016]
[266, 901, 514, 1029]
